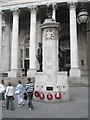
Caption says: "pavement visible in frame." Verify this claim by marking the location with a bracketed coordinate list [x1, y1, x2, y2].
[1, 87, 88, 118]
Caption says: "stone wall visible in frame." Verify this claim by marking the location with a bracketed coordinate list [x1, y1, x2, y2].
[0, 76, 88, 87]
[0, 77, 35, 87]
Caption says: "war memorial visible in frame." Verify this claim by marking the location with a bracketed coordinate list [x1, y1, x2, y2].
[0, 0, 89, 119]
[0, 0, 89, 102]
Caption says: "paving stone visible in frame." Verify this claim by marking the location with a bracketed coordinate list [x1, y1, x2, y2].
[2, 87, 88, 118]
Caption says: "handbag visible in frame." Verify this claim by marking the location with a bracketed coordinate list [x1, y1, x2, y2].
[15, 85, 19, 94]
[23, 92, 27, 100]
[15, 89, 19, 94]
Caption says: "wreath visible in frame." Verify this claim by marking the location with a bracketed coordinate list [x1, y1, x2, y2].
[47, 93, 53, 100]
[34, 91, 40, 97]
[55, 92, 61, 99]
[39, 92, 45, 100]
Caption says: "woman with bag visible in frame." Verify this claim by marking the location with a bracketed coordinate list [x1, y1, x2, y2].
[16, 80, 24, 106]
[6, 81, 14, 110]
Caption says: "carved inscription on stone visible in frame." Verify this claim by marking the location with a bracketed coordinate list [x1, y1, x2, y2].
[43, 29, 54, 40]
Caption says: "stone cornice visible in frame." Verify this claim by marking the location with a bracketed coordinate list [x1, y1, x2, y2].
[0, 0, 67, 11]
[0, 0, 89, 11]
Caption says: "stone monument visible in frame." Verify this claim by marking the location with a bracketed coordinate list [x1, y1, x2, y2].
[34, 5, 70, 102]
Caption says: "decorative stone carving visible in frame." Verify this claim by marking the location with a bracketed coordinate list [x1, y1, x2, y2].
[43, 29, 54, 40]
[10, 7, 20, 15]
[28, 5, 38, 14]
[67, 1, 77, 9]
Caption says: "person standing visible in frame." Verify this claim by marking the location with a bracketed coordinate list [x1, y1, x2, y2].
[0, 79, 6, 107]
[6, 81, 14, 110]
[16, 80, 24, 106]
[25, 78, 34, 110]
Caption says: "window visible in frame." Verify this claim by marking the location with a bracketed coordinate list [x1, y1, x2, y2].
[81, 60, 84, 66]
[25, 48, 29, 58]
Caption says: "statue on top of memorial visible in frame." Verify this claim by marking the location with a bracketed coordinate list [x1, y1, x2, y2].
[47, 4, 53, 19]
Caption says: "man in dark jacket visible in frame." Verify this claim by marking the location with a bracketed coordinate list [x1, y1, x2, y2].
[25, 78, 34, 110]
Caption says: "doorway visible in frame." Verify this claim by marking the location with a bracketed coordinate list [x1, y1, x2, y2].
[24, 60, 29, 76]
[59, 36, 70, 76]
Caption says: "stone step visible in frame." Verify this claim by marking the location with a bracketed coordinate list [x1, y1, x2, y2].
[68, 76, 88, 87]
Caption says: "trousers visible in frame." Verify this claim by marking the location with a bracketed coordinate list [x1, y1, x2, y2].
[6, 96, 14, 109]
[17, 94, 23, 104]
[28, 92, 33, 109]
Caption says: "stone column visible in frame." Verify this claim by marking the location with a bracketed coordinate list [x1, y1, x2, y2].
[87, 17, 90, 79]
[69, 3, 80, 77]
[5, 23, 10, 71]
[0, 10, 2, 72]
[27, 6, 37, 77]
[1, 21, 6, 72]
[52, 3, 57, 21]
[8, 8, 20, 77]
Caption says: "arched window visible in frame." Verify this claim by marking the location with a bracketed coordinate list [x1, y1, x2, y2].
[24, 37, 30, 59]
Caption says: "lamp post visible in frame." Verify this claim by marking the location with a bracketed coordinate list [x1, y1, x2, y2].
[77, 4, 89, 32]
[77, 3, 90, 79]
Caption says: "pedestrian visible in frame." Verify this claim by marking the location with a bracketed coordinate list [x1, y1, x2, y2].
[25, 78, 34, 110]
[16, 80, 24, 106]
[0, 79, 6, 107]
[6, 81, 14, 110]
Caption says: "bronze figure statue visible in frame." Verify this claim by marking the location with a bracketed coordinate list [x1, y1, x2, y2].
[36, 43, 43, 72]
[58, 41, 65, 71]
[47, 4, 53, 19]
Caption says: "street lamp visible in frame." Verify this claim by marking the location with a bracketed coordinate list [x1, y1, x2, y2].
[77, 3, 89, 32]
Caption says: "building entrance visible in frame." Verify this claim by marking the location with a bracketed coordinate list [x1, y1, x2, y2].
[20, 36, 30, 76]
[59, 37, 70, 76]
[24, 60, 29, 76]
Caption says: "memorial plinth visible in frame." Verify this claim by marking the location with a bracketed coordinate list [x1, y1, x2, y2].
[34, 19, 70, 102]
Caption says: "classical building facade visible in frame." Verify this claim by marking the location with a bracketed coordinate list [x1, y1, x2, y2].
[0, 0, 90, 80]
